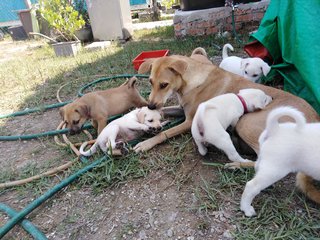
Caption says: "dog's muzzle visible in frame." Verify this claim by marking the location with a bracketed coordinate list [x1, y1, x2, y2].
[148, 103, 157, 110]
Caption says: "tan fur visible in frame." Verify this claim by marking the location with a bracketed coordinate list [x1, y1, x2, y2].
[190, 47, 212, 65]
[60, 77, 147, 134]
[135, 54, 320, 204]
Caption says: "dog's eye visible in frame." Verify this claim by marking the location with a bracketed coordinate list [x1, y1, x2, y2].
[73, 120, 80, 125]
[148, 119, 154, 123]
[160, 82, 168, 89]
[253, 74, 258, 77]
[245, 71, 248, 74]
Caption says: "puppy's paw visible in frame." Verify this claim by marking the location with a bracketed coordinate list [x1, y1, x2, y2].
[241, 205, 256, 217]
[115, 141, 129, 155]
[242, 159, 253, 163]
[224, 162, 242, 169]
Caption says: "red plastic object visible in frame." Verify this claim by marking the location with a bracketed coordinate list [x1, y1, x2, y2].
[244, 40, 273, 64]
[132, 50, 169, 71]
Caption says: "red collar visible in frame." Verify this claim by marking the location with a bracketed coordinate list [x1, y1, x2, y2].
[236, 94, 248, 113]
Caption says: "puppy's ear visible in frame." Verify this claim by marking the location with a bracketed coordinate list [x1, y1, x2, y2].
[261, 62, 271, 76]
[59, 107, 65, 120]
[168, 60, 188, 76]
[127, 76, 137, 89]
[240, 59, 250, 70]
[138, 59, 155, 74]
[137, 109, 146, 123]
[76, 104, 91, 118]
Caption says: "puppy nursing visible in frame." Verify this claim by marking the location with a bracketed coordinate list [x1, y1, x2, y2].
[219, 44, 271, 82]
[192, 89, 272, 163]
[241, 107, 320, 217]
[80, 107, 163, 156]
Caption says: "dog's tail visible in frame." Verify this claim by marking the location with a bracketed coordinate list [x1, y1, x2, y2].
[79, 141, 98, 157]
[196, 102, 217, 137]
[196, 103, 206, 137]
[222, 43, 234, 59]
[265, 106, 306, 137]
[191, 47, 207, 57]
[296, 172, 320, 204]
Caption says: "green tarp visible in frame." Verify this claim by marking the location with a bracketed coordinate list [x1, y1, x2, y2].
[251, 0, 320, 113]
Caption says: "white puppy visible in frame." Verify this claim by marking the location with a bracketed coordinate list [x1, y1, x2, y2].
[191, 88, 272, 163]
[241, 106, 320, 217]
[219, 43, 271, 82]
[80, 107, 163, 156]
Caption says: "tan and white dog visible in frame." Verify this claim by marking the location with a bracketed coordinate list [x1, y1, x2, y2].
[219, 43, 271, 82]
[80, 107, 163, 156]
[134, 49, 320, 204]
[241, 106, 320, 216]
[192, 89, 272, 163]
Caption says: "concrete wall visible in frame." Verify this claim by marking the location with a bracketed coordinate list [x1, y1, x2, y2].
[174, 0, 270, 38]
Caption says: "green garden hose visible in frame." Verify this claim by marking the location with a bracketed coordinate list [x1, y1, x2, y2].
[0, 203, 47, 240]
[0, 74, 185, 239]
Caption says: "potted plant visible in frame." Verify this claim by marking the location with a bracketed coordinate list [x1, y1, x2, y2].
[39, 0, 85, 56]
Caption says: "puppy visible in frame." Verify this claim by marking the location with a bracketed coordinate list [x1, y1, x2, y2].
[191, 89, 272, 163]
[79, 107, 163, 156]
[241, 106, 320, 217]
[219, 43, 271, 82]
[59, 77, 147, 134]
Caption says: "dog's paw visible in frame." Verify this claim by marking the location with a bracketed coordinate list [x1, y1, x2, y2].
[242, 159, 253, 163]
[115, 141, 129, 155]
[241, 205, 256, 217]
[224, 162, 242, 169]
[133, 139, 154, 153]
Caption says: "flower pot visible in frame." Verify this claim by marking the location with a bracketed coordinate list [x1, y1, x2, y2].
[75, 26, 93, 42]
[52, 41, 81, 57]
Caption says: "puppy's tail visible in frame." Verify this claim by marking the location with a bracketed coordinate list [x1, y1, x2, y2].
[191, 47, 207, 57]
[222, 43, 234, 59]
[265, 106, 306, 137]
[296, 172, 320, 204]
[196, 103, 206, 137]
[79, 141, 98, 157]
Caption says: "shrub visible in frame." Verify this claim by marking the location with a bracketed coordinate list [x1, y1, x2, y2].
[39, 0, 85, 41]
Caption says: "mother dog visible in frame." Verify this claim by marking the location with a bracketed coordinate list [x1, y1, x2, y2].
[134, 51, 320, 204]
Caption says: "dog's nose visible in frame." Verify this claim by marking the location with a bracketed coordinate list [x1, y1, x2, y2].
[148, 103, 157, 110]
[157, 126, 162, 131]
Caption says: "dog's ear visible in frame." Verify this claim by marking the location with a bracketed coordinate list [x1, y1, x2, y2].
[76, 104, 91, 118]
[59, 107, 65, 120]
[261, 62, 271, 76]
[168, 60, 188, 76]
[127, 76, 137, 89]
[138, 59, 155, 74]
[240, 59, 250, 70]
[137, 109, 146, 123]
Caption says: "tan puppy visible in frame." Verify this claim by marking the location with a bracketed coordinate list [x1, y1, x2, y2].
[59, 77, 147, 134]
[134, 54, 320, 204]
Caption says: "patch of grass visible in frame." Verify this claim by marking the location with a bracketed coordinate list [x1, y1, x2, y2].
[196, 165, 320, 239]
[77, 152, 149, 193]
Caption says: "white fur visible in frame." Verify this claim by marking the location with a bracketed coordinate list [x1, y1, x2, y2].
[241, 106, 320, 217]
[219, 43, 271, 82]
[79, 107, 163, 156]
[191, 88, 272, 163]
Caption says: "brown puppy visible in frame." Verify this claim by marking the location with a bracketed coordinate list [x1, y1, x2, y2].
[134, 54, 320, 204]
[59, 77, 147, 134]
